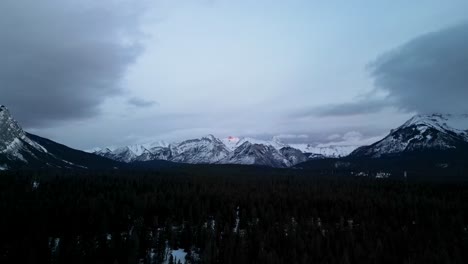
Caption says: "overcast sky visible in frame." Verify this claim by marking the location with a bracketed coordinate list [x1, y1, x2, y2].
[2, 0, 468, 149]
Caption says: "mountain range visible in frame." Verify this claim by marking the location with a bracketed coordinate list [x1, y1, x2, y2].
[91, 135, 357, 168]
[1, 104, 468, 172]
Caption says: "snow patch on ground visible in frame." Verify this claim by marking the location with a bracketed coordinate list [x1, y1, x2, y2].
[170, 249, 187, 264]
[32, 181, 39, 189]
[376, 172, 391, 179]
[60, 159, 88, 169]
[233, 206, 240, 233]
[49, 237, 60, 254]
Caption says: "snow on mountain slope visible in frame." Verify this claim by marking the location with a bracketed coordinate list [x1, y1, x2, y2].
[290, 144, 358, 158]
[236, 137, 288, 150]
[0, 105, 25, 152]
[0, 105, 49, 162]
[220, 141, 291, 167]
[135, 145, 173, 162]
[220, 136, 288, 151]
[95, 146, 142, 163]
[221, 136, 241, 151]
[92, 140, 171, 163]
[351, 114, 468, 158]
[401, 114, 468, 141]
[144, 140, 170, 149]
[94, 135, 232, 164]
[279, 147, 309, 165]
[171, 135, 231, 164]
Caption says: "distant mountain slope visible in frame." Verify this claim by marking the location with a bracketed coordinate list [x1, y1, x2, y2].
[295, 114, 468, 177]
[351, 114, 468, 158]
[290, 144, 358, 158]
[279, 147, 309, 165]
[219, 141, 292, 167]
[171, 135, 231, 164]
[0, 105, 121, 170]
[26, 133, 122, 169]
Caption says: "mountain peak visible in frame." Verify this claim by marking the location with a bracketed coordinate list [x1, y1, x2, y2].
[352, 113, 468, 158]
[1, 105, 26, 152]
[403, 113, 448, 126]
[202, 134, 217, 141]
[401, 113, 468, 134]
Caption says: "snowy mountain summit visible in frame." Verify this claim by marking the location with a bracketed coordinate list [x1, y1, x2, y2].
[290, 144, 358, 159]
[1, 105, 23, 151]
[351, 114, 468, 158]
[0, 105, 47, 163]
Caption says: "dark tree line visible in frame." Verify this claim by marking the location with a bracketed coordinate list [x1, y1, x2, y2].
[0, 166, 467, 263]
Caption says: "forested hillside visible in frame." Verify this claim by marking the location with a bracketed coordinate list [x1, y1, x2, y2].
[1, 167, 467, 263]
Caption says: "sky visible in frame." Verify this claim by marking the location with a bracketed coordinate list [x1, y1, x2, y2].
[1, 0, 468, 149]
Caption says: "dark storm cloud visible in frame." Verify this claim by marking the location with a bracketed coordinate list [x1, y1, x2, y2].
[293, 22, 468, 118]
[369, 22, 468, 114]
[127, 97, 159, 108]
[293, 99, 392, 118]
[0, 0, 145, 127]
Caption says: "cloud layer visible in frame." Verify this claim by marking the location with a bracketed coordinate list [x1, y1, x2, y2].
[0, 0, 146, 127]
[2, 1, 466, 149]
[370, 22, 468, 114]
[293, 22, 468, 118]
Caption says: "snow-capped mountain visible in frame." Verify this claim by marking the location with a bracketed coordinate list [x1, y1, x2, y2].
[290, 144, 358, 159]
[351, 114, 468, 158]
[94, 146, 144, 163]
[279, 147, 309, 165]
[92, 141, 171, 163]
[236, 137, 288, 150]
[0, 105, 120, 170]
[219, 141, 292, 167]
[171, 135, 231, 164]
[1, 105, 28, 154]
[221, 136, 288, 151]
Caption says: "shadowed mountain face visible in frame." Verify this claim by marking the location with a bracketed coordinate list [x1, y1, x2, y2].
[0, 106, 121, 170]
[0, 105, 24, 153]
